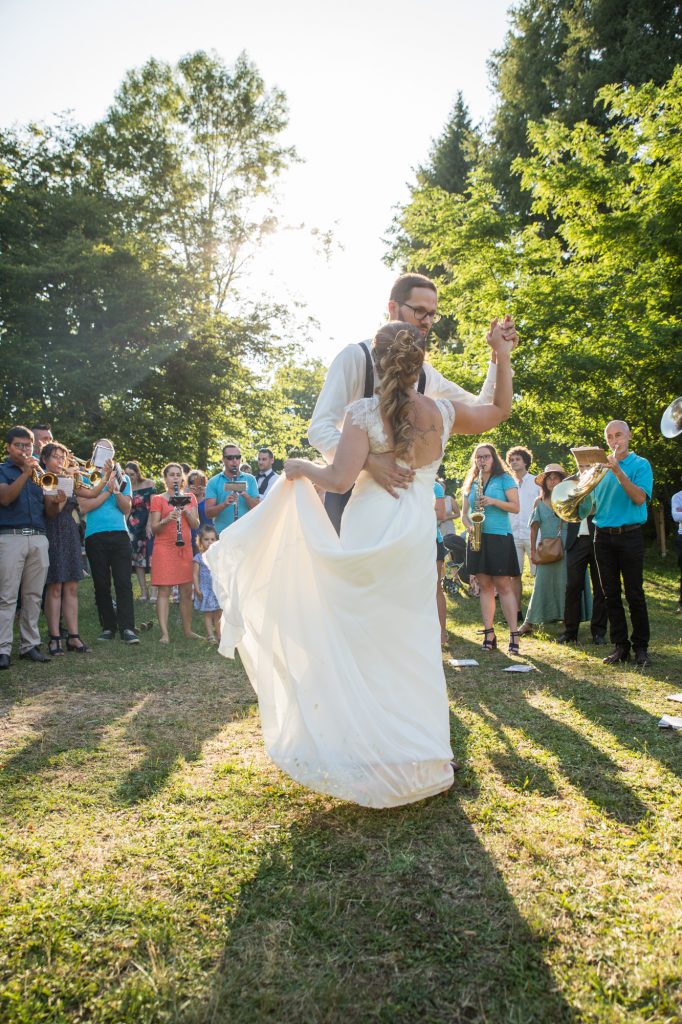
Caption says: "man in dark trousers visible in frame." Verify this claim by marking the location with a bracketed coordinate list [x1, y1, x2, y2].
[556, 517, 607, 645]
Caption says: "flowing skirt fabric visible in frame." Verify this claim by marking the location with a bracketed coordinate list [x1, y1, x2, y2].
[206, 469, 454, 809]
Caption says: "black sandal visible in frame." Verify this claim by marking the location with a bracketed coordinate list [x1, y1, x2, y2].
[66, 633, 90, 653]
[477, 627, 497, 651]
[48, 634, 64, 656]
[508, 630, 521, 655]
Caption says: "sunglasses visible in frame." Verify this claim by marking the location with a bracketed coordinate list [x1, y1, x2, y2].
[224, 454, 241, 460]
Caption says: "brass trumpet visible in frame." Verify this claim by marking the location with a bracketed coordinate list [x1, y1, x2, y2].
[65, 452, 102, 485]
[31, 464, 59, 492]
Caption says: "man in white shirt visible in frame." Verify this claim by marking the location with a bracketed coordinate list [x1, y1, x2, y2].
[255, 448, 280, 500]
[506, 446, 541, 620]
[672, 478, 682, 613]
[308, 272, 517, 532]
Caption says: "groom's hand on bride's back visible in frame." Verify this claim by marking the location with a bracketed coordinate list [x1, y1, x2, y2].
[366, 452, 414, 499]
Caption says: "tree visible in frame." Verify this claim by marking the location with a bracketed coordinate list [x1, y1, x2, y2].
[384, 72, 682, 501]
[0, 52, 300, 466]
[88, 50, 295, 313]
[488, 0, 682, 217]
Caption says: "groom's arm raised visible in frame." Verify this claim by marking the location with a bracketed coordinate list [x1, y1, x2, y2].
[285, 418, 370, 494]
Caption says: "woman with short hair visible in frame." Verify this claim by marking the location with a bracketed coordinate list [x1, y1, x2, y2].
[41, 442, 94, 654]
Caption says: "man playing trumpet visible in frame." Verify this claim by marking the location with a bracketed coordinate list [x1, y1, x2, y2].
[591, 421, 653, 667]
[0, 426, 64, 668]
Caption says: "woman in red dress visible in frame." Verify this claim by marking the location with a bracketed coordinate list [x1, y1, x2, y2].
[149, 464, 200, 643]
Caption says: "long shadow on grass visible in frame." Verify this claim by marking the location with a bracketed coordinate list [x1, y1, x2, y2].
[523, 656, 682, 782]
[183, 798, 576, 1024]
[0, 672, 255, 813]
[458, 682, 649, 824]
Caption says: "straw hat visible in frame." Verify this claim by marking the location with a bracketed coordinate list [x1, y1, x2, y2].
[534, 463, 567, 486]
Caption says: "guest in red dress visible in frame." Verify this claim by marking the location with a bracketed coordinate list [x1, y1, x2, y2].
[149, 464, 200, 643]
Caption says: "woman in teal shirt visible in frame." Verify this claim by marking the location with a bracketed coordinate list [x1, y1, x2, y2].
[462, 444, 520, 654]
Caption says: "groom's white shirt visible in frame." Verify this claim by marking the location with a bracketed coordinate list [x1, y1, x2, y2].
[308, 342, 498, 464]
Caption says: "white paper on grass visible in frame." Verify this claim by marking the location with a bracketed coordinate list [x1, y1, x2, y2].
[665, 693, 682, 704]
[658, 715, 682, 730]
[503, 664, 537, 673]
[448, 659, 479, 667]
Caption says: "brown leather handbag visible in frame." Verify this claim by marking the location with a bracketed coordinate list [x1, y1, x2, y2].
[535, 536, 564, 564]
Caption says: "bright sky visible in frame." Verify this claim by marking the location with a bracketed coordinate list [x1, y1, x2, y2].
[1, 0, 514, 365]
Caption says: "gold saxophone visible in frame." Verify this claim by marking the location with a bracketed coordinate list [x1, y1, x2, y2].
[469, 470, 486, 551]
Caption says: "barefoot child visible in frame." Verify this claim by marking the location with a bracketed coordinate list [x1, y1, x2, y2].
[193, 525, 222, 642]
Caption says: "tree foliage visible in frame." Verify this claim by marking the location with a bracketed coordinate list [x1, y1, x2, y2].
[0, 51, 310, 472]
[489, 0, 682, 216]
[389, 71, 682, 500]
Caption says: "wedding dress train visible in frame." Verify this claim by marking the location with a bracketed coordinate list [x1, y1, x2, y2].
[206, 396, 455, 808]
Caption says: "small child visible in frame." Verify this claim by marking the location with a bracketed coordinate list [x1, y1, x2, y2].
[193, 525, 221, 642]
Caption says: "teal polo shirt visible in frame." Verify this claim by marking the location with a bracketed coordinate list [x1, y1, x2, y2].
[468, 472, 517, 536]
[434, 481, 445, 542]
[592, 452, 652, 528]
[84, 475, 132, 538]
[205, 472, 259, 534]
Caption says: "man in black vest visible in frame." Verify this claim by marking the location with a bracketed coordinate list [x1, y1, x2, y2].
[255, 448, 280, 500]
[308, 273, 517, 533]
[556, 517, 607, 645]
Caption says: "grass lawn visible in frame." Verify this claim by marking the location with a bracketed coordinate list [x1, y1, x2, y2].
[1, 551, 681, 1023]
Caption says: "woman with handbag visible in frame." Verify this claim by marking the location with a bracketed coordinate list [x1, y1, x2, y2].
[519, 464, 592, 636]
[462, 444, 521, 654]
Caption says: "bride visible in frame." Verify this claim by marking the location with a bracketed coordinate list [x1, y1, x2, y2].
[206, 320, 513, 808]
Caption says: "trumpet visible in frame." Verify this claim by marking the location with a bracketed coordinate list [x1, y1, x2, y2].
[65, 452, 102, 485]
[469, 470, 486, 552]
[31, 464, 59, 492]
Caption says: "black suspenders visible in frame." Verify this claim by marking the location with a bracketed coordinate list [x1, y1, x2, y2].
[358, 341, 426, 395]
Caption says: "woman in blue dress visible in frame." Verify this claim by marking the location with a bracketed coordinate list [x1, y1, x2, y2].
[519, 464, 592, 635]
[462, 444, 520, 654]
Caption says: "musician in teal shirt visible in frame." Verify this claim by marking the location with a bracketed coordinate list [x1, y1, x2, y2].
[205, 442, 260, 535]
[591, 420, 653, 667]
[462, 443, 520, 655]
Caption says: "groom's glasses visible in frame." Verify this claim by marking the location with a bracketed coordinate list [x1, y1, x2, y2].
[400, 302, 441, 324]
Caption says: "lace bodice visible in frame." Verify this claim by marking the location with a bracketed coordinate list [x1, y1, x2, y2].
[346, 395, 454, 462]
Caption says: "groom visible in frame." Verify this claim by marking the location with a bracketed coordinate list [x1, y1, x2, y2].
[308, 273, 518, 532]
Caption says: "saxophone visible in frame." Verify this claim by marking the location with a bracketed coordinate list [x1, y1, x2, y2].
[469, 470, 486, 552]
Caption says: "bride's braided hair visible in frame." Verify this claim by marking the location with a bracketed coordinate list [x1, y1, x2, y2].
[373, 321, 425, 461]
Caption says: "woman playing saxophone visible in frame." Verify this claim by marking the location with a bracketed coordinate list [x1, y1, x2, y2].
[461, 444, 521, 654]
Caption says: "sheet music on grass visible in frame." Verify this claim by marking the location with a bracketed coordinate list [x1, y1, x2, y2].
[658, 715, 682, 730]
[503, 664, 537, 673]
[448, 659, 479, 667]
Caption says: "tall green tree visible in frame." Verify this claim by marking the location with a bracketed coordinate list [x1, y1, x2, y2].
[0, 52, 301, 464]
[386, 72, 682, 500]
[489, 0, 682, 216]
[88, 50, 295, 313]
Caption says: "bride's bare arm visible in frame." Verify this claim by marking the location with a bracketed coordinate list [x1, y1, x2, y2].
[450, 320, 514, 435]
[285, 417, 370, 494]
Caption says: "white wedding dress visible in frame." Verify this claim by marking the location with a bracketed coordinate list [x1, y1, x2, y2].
[206, 396, 455, 808]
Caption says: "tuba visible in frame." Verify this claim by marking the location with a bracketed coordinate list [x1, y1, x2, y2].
[469, 470, 486, 551]
[661, 396, 682, 438]
[551, 446, 613, 523]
